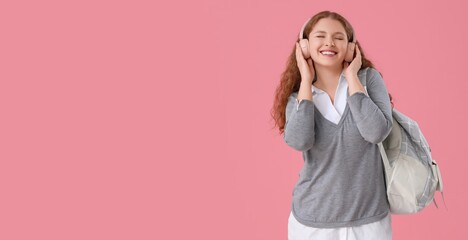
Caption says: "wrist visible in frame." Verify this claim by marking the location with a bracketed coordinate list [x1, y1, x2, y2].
[300, 77, 313, 85]
[345, 74, 359, 81]
[347, 75, 366, 96]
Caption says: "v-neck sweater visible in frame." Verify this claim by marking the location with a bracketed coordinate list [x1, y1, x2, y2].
[283, 67, 393, 228]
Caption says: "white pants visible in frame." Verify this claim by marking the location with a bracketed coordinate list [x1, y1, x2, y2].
[288, 211, 392, 240]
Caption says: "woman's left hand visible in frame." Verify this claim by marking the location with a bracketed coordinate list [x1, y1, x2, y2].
[343, 44, 362, 79]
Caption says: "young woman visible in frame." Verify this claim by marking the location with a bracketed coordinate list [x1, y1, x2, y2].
[271, 11, 394, 239]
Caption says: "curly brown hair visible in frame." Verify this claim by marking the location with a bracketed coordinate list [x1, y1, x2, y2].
[271, 11, 389, 135]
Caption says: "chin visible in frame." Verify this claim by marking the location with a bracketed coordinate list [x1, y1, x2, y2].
[314, 60, 343, 68]
[312, 55, 344, 65]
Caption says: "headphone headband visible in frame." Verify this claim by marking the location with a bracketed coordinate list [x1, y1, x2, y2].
[299, 17, 356, 43]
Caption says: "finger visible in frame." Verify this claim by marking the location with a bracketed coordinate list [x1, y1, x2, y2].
[356, 45, 361, 56]
[295, 43, 304, 62]
[295, 43, 301, 62]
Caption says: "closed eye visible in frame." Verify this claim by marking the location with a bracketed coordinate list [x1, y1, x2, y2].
[316, 36, 344, 40]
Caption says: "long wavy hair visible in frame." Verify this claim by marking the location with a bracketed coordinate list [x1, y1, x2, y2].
[271, 11, 392, 135]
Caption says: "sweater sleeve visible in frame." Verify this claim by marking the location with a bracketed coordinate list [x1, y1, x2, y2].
[283, 92, 315, 151]
[347, 68, 393, 144]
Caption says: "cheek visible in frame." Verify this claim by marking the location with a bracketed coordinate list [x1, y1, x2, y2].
[308, 43, 322, 55]
[342, 42, 350, 51]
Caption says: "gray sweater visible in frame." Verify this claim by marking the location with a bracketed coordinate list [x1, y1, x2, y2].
[284, 67, 393, 228]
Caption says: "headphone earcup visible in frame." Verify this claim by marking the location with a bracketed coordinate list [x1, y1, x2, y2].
[345, 42, 356, 62]
[299, 39, 310, 59]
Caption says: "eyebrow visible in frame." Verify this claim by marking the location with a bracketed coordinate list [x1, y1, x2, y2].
[312, 31, 346, 35]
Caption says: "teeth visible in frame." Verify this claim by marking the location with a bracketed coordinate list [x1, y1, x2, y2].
[321, 51, 336, 55]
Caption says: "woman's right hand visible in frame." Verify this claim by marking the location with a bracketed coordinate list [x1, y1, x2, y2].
[295, 42, 315, 83]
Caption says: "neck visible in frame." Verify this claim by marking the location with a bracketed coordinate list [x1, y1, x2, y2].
[314, 64, 343, 88]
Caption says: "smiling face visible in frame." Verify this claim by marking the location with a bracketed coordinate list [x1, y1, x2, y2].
[307, 17, 349, 67]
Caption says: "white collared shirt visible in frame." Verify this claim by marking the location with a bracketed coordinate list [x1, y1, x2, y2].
[311, 72, 367, 124]
[312, 72, 348, 124]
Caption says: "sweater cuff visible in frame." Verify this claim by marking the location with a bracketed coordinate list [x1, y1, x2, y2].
[295, 98, 313, 111]
[348, 91, 368, 101]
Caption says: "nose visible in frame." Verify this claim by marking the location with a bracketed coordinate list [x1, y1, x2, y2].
[325, 37, 335, 46]
[325, 39, 335, 47]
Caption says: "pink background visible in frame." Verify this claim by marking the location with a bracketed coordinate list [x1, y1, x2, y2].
[0, 0, 466, 239]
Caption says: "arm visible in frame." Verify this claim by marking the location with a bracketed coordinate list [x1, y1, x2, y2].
[283, 87, 316, 152]
[347, 68, 393, 144]
[284, 43, 316, 151]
